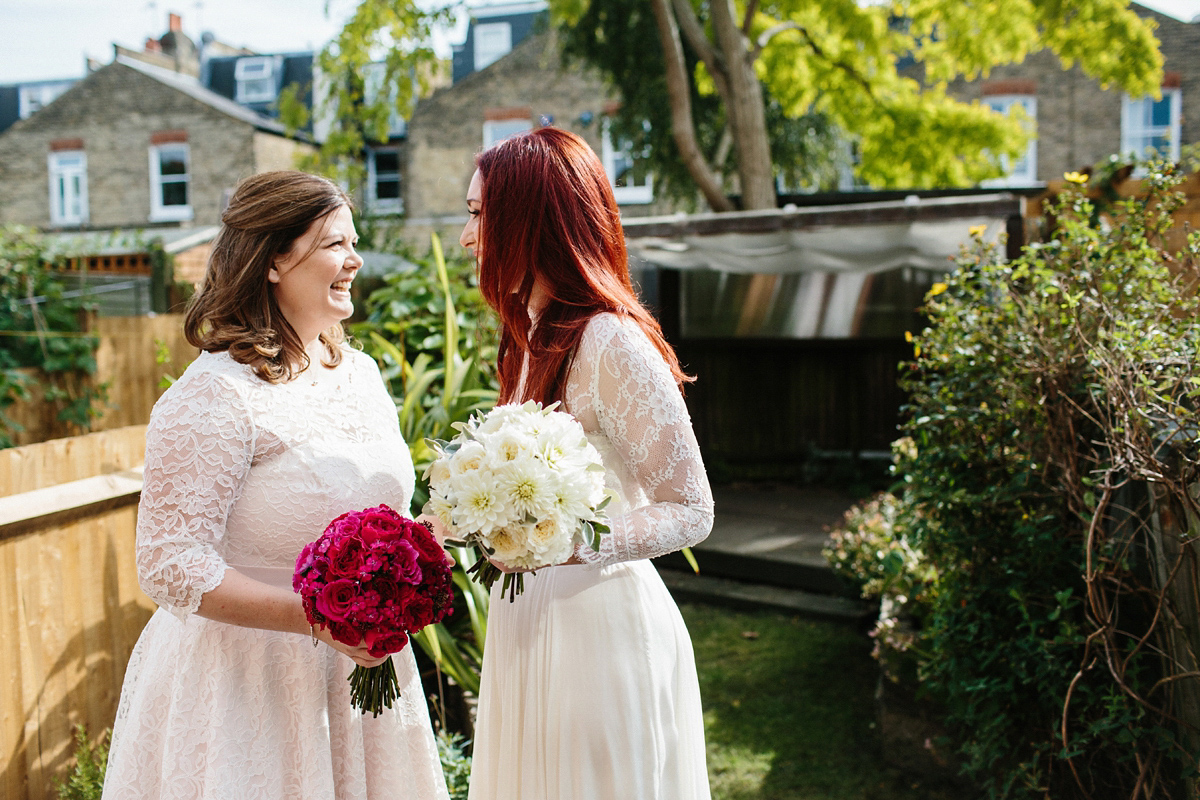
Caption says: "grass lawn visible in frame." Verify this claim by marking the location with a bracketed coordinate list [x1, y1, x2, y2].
[682, 603, 960, 800]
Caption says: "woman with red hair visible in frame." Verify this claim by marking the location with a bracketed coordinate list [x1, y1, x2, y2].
[459, 127, 713, 798]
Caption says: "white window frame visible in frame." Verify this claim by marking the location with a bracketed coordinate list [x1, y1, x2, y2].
[601, 121, 654, 204]
[980, 94, 1038, 188]
[47, 150, 88, 226]
[1121, 89, 1182, 163]
[148, 143, 193, 222]
[483, 117, 531, 149]
[474, 22, 513, 71]
[234, 56, 278, 103]
[366, 145, 403, 215]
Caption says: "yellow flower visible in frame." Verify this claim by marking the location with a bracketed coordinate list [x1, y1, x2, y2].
[905, 331, 913, 342]
[928, 282, 948, 297]
[968, 224, 987, 237]
[1063, 171, 1088, 186]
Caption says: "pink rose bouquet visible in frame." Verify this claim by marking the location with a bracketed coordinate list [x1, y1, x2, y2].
[293, 504, 454, 716]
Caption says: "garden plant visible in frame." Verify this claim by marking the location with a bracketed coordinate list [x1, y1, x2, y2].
[352, 234, 500, 712]
[831, 157, 1200, 799]
[0, 225, 107, 447]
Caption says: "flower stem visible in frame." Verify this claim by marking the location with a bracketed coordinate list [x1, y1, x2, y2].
[348, 657, 400, 717]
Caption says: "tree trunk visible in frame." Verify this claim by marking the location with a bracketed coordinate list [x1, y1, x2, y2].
[709, 0, 775, 210]
[649, 0, 735, 212]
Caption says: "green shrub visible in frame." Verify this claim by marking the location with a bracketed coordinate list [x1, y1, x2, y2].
[350, 234, 499, 510]
[893, 160, 1200, 797]
[54, 725, 107, 800]
[437, 730, 472, 799]
[354, 234, 499, 708]
[825, 456, 937, 684]
[0, 225, 108, 446]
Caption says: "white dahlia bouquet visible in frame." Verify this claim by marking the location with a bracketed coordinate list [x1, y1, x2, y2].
[423, 401, 611, 600]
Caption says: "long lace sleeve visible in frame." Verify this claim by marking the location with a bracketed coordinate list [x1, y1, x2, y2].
[573, 317, 714, 567]
[136, 368, 255, 620]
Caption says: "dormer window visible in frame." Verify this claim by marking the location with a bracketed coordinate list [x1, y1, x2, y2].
[474, 22, 513, 71]
[235, 57, 278, 103]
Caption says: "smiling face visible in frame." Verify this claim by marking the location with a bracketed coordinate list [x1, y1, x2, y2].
[268, 203, 362, 346]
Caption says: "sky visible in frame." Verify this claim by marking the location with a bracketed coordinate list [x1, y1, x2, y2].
[1, 0, 1198, 85]
[0, 0, 469, 83]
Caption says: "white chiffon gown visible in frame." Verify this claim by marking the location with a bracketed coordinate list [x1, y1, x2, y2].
[103, 347, 450, 800]
[468, 313, 714, 800]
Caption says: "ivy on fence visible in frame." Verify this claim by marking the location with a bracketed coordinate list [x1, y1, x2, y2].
[0, 225, 108, 447]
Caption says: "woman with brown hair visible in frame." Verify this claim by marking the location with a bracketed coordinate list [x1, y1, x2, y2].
[456, 127, 713, 799]
[102, 171, 450, 800]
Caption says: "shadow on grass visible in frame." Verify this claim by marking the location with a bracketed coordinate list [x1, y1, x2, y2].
[682, 603, 963, 800]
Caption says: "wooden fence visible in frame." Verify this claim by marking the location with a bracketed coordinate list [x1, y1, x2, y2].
[0, 426, 153, 800]
[7, 314, 196, 448]
[677, 337, 912, 475]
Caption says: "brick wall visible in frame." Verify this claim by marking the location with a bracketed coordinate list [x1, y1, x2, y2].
[403, 30, 677, 250]
[0, 61, 311, 230]
[252, 130, 314, 174]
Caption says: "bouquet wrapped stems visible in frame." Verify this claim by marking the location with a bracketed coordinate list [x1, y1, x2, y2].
[348, 656, 400, 718]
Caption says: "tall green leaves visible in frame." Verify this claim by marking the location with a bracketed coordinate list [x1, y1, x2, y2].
[355, 233, 499, 698]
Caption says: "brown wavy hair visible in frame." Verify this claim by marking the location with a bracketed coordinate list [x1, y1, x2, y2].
[183, 170, 351, 383]
[475, 127, 691, 404]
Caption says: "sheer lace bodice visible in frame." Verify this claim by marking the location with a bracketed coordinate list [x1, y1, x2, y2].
[136, 348, 415, 618]
[561, 312, 714, 566]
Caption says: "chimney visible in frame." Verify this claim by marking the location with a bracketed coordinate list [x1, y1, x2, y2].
[169, 12, 182, 32]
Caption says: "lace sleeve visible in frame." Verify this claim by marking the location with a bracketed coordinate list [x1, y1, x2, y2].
[574, 318, 714, 567]
[136, 369, 255, 620]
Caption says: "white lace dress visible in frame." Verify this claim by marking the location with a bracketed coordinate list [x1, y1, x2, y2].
[103, 348, 450, 800]
[468, 313, 714, 800]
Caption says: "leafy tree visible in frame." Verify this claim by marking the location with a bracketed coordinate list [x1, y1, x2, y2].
[280, 0, 455, 196]
[321, 0, 1163, 212]
[558, 0, 1165, 209]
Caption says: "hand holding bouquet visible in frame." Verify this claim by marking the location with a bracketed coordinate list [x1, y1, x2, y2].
[424, 401, 611, 601]
[293, 504, 454, 716]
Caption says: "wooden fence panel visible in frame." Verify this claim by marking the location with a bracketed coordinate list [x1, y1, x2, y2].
[92, 315, 195, 433]
[0, 426, 153, 800]
[6, 314, 196, 448]
[677, 337, 911, 471]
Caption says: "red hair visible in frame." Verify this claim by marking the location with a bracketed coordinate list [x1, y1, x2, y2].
[475, 127, 690, 404]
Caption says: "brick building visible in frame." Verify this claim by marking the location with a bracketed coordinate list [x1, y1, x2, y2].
[0, 55, 315, 231]
[402, 24, 668, 246]
[951, 3, 1200, 186]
